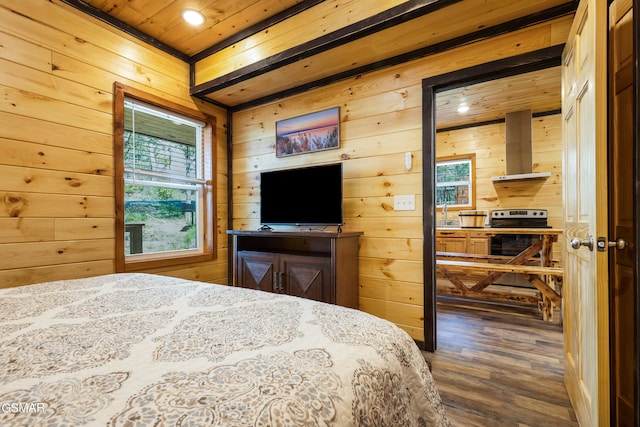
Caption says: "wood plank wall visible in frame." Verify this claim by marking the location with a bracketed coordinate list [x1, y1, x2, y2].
[436, 115, 564, 262]
[231, 16, 572, 341]
[0, 0, 228, 288]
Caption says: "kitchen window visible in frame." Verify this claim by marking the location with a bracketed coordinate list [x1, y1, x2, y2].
[113, 83, 216, 272]
[435, 154, 475, 209]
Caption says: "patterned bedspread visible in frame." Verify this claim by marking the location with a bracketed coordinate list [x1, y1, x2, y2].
[0, 273, 449, 426]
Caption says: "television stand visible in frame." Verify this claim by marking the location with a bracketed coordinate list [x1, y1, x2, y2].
[227, 230, 362, 308]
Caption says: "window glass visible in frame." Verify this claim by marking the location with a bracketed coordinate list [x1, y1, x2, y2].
[113, 83, 215, 272]
[435, 155, 475, 209]
[123, 100, 204, 255]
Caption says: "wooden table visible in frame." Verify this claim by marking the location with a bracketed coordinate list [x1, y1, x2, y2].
[435, 228, 563, 321]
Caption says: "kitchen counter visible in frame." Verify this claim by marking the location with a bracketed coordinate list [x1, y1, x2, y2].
[436, 227, 562, 235]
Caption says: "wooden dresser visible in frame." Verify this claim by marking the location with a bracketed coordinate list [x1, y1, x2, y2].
[227, 230, 362, 308]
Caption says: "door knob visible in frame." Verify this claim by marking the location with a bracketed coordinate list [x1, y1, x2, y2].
[596, 237, 627, 251]
[570, 236, 594, 251]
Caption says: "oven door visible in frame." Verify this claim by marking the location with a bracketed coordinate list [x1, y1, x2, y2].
[490, 234, 541, 287]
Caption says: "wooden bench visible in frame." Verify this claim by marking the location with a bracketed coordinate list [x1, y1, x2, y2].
[436, 251, 560, 266]
[435, 255, 563, 321]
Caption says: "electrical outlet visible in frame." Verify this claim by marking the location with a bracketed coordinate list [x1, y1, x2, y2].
[394, 194, 415, 211]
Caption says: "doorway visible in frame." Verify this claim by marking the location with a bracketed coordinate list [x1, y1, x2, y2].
[422, 46, 564, 351]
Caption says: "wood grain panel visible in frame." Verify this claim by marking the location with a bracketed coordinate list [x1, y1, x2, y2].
[49, 52, 192, 109]
[0, 112, 112, 155]
[349, 217, 422, 240]
[0, 9, 190, 105]
[344, 195, 424, 221]
[359, 277, 424, 305]
[0, 85, 112, 134]
[0, 139, 113, 175]
[129, 253, 230, 284]
[54, 218, 115, 240]
[0, 58, 112, 114]
[0, 1, 187, 78]
[358, 237, 423, 261]
[0, 165, 113, 197]
[358, 296, 424, 329]
[359, 257, 422, 283]
[0, 239, 114, 270]
[0, 30, 51, 72]
[0, 260, 114, 290]
[344, 174, 422, 198]
[0, 218, 54, 243]
[0, 193, 113, 218]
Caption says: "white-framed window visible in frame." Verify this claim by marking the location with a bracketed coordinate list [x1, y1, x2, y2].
[435, 154, 475, 209]
[114, 83, 215, 271]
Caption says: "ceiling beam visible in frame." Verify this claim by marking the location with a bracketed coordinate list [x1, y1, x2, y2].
[189, 0, 326, 63]
[190, 0, 462, 99]
[228, 2, 577, 112]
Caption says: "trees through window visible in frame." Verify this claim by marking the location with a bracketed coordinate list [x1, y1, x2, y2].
[435, 154, 475, 209]
[114, 83, 215, 271]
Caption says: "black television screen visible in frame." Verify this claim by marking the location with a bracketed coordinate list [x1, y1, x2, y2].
[260, 163, 343, 226]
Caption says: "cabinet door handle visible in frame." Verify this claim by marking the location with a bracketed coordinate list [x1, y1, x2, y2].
[273, 272, 285, 292]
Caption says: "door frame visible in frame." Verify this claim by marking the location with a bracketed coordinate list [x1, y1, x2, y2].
[421, 45, 564, 351]
[633, 0, 640, 425]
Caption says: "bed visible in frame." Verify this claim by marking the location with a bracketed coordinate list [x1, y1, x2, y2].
[0, 273, 449, 426]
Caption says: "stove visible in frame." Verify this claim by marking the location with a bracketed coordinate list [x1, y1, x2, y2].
[489, 209, 548, 288]
[490, 209, 548, 228]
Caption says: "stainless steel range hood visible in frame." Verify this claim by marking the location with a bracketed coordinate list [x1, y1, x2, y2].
[491, 109, 551, 182]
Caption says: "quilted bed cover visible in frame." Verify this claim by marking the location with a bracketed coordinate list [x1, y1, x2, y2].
[0, 273, 449, 426]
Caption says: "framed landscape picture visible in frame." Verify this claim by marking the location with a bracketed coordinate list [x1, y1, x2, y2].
[276, 107, 340, 157]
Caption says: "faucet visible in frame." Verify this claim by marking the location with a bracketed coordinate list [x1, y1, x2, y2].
[442, 202, 448, 225]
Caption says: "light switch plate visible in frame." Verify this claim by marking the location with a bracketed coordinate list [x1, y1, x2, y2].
[394, 194, 415, 211]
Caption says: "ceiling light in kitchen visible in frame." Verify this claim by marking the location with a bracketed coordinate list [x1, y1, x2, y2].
[182, 9, 205, 26]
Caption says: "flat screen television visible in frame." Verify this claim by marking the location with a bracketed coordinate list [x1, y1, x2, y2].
[260, 163, 343, 226]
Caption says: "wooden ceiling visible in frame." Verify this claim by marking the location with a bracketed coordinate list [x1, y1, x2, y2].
[63, 0, 575, 111]
[79, 0, 306, 57]
[436, 66, 562, 130]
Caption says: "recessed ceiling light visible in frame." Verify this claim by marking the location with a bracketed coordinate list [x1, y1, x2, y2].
[457, 103, 470, 114]
[182, 9, 205, 26]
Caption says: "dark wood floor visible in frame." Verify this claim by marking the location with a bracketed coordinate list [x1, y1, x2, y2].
[423, 300, 579, 426]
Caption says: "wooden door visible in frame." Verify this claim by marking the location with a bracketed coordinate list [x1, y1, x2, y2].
[280, 254, 331, 302]
[561, 0, 610, 425]
[236, 251, 276, 292]
[468, 236, 489, 255]
[436, 232, 467, 253]
[609, 0, 636, 424]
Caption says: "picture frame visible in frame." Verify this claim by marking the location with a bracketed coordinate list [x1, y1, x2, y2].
[276, 107, 340, 157]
